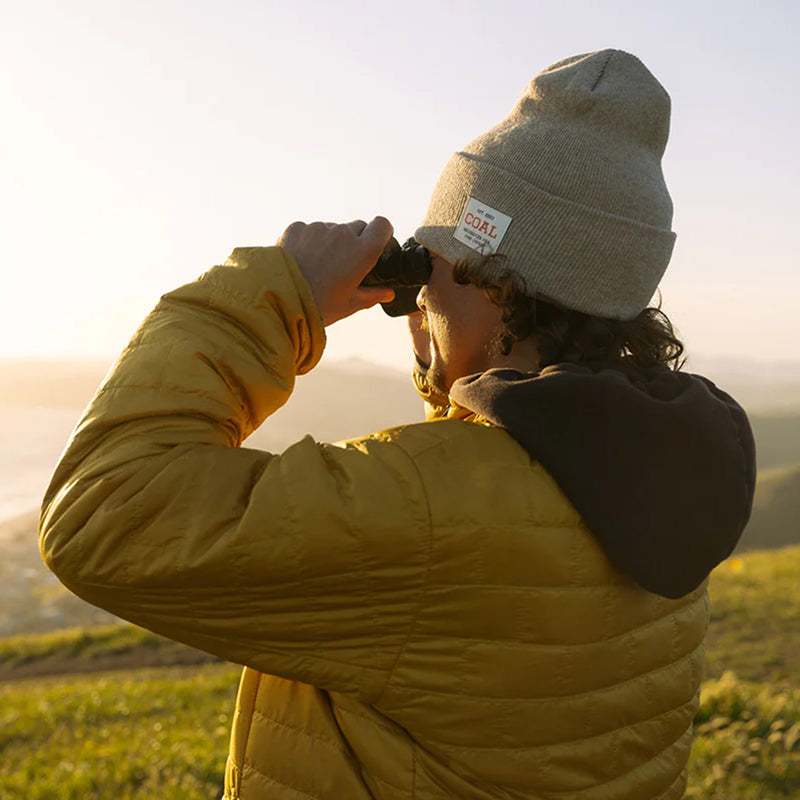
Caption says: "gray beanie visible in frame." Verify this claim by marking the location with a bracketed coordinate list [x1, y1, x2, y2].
[414, 49, 676, 320]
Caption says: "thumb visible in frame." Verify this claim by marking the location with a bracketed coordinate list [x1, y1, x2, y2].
[350, 286, 395, 314]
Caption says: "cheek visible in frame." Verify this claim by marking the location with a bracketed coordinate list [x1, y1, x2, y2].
[452, 293, 500, 345]
[434, 306, 492, 374]
[421, 266, 502, 366]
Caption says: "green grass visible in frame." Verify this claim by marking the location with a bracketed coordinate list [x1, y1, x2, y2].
[0, 663, 241, 799]
[2, 667, 797, 799]
[687, 673, 800, 799]
[704, 545, 800, 685]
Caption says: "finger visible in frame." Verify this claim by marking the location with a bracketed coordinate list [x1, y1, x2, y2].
[359, 216, 394, 251]
[344, 219, 368, 234]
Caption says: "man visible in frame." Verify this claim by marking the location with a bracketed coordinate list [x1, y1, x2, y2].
[40, 49, 755, 799]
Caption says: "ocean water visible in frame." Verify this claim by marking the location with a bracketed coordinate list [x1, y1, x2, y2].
[0, 404, 84, 526]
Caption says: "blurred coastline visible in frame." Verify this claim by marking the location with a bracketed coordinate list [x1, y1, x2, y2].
[0, 403, 80, 527]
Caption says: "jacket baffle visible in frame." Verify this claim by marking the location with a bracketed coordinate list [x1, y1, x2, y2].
[40, 246, 716, 799]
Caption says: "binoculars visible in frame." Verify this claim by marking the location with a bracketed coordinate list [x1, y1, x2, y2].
[360, 237, 432, 317]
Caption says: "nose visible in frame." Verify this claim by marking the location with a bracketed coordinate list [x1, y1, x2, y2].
[416, 284, 427, 312]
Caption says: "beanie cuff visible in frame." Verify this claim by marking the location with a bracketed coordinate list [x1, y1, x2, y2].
[415, 152, 676, 320]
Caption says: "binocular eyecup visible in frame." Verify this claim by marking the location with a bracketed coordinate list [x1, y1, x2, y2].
[359, 237, 432, 317]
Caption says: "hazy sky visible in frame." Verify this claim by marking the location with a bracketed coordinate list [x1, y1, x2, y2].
[1, 0, 798, 373]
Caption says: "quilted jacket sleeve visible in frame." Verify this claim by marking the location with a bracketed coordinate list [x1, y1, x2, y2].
[39, 247, 432, 703]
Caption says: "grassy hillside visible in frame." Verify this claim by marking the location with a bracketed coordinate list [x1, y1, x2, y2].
[1, 663, 240, 799]
[686, 675, 799, 799]
[1, 547, 798, 798]
[703, 546, 800, 685]
[0, 624, 218, 681]
[0, 511, 120, 637]
[688, 548, 800, 798]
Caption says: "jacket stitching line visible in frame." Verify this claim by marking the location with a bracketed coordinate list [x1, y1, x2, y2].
[68, 600, 386, 679]
[240, 762, 318, 800]
[87, 563, 379, 591]
[538, 724, 694, 797]
[249, 707, 352, 755]
[365, 771, 413, 797]
[411, 740, 417, 799]
[372, 440, 435, 706]
[387, 644, 704, 703]
[408, 597, 706, 648]
[413, 746, 517, 800]
[421, 580, 704, 592]
[427, 700, 697, 752]
[323, 700, 383, 800]
[132, 290, 284, 384]
[232, 672, 261, 785]
[651, 765, 689, 800]
[159, 290, 292, 414]
[348, 472, 384, 692]
[331, 703, 408, 739]
[163, 283, 286, 356]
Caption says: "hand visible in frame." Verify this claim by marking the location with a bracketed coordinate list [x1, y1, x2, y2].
[276, 217, 396, 327]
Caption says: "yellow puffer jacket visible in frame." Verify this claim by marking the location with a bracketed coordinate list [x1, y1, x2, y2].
[40, 247, 708, 800]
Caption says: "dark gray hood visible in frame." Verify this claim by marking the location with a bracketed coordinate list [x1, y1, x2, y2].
[450, 363, 757, 599]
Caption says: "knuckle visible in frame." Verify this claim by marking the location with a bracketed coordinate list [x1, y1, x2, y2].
[332, 224, 354, 241]
[280, 221, 305, 243]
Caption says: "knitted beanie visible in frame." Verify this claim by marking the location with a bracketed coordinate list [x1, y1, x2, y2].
[414, 49, 676, 320]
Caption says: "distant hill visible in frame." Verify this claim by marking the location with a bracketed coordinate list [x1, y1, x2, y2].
[684, 355, 800, 413]
[0, 357, 113, 409]
[245, 359, 424, 452]
[737, 463, 800, 553]
[748, 414, 800, 471]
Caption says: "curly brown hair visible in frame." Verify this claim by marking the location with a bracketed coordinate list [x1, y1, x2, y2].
[451, 258, 686, 373]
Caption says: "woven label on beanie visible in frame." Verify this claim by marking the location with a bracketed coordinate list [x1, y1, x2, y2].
[453, 196, 513, 255]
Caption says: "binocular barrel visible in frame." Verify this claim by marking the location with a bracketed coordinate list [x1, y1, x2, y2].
[360, 237, 432, 317]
